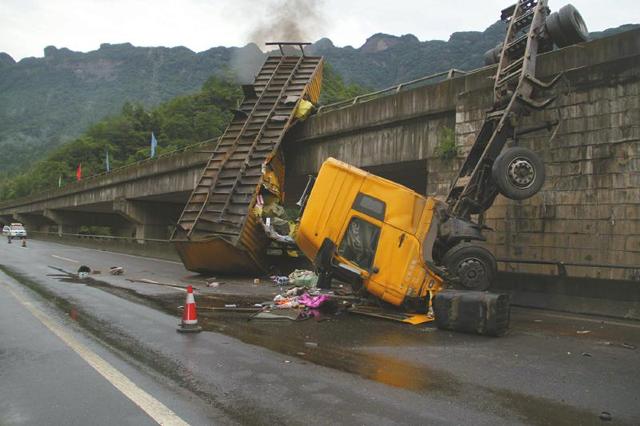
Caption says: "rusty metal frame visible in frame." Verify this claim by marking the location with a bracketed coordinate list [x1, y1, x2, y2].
[445, 0, 559, 219]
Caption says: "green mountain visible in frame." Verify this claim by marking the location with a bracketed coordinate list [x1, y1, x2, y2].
[0, 23, 637, 174]
[0, 43, 265, 174]
[0, 64, 365, 201]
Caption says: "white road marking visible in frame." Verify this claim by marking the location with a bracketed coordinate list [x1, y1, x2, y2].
[2, 282, 190, 426]
[51, 254, 80, 263]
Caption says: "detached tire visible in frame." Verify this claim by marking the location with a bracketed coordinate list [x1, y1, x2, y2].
[492, 147, 545, 200]
[442, 243, 496, 291]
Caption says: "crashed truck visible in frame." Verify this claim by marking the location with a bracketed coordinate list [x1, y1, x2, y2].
[295, 1, 588, 335]
[171, 2, 589, 334]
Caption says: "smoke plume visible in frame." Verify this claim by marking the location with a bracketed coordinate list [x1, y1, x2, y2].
[248, 0, 327, 46]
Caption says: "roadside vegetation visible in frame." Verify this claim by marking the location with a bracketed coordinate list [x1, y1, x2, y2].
[0, 64, 367, 201]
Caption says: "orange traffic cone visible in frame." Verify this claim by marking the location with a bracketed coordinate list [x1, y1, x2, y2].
[177, 285, 202, 333]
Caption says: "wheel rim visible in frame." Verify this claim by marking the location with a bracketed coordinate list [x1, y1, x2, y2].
[507, 156, 536, 189]
[457, 257, 487, 289]
[572, 10, 588, 36]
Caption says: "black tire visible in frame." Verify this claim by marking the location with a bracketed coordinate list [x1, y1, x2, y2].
[545, 12, 569, 47]
[442, 243, 496, 291]
[492, 147, 545, 200]
[483, 42, 503, 66]
[558, 4, 588, 45]
[545, 5, 588, 48]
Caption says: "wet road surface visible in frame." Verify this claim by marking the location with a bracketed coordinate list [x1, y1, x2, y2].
[1, 239, 639, 425]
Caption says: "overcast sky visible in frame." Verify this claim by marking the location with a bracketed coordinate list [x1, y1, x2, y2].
[1, 0, 637, 60]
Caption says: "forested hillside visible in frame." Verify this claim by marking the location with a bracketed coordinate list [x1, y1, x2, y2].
[0, 64, 365, 201]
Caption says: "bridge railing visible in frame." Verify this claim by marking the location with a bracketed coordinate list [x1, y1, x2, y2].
[316, 68, 469, 115]
[0, 137, 221, 209]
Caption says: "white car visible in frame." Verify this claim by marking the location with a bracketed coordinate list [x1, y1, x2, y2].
[2, 225, 10, 236]
[9, 223, 27, 238]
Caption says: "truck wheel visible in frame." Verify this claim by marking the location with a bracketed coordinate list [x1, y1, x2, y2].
[442, 243, 496, 291]
[545, 5, 588, 48]
[483, 42, 503, 65]
[492, 147, 545, 200]
[558, 4, 588, 45]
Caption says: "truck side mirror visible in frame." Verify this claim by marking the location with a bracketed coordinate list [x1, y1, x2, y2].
[371, 266, 380, 274]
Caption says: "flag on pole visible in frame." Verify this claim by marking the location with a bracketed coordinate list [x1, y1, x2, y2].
[105, 149, 110, 172]
[150, 132, 158, 158]
[76, 163, 82, 181]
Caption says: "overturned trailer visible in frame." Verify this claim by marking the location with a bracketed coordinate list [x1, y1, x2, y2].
[171, 44, 323, 274]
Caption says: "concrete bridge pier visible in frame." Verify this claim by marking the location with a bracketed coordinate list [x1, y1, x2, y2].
[113, 199, 180, 241]
[43, 209, 81, 236]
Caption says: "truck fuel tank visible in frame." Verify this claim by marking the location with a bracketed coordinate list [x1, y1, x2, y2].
[433, 290, 510, 336]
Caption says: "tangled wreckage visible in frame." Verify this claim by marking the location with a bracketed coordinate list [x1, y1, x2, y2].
[171, 2, 590, 335]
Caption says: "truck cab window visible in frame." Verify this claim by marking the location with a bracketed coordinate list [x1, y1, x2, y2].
[338, 217, 380, 270]
[353, 193, 386, 221]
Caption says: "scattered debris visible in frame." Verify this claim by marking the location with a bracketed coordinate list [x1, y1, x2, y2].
[304, 342, 318, 348]
[599, 411, 612, 422]
[91, 270, 101, 275]
[253, 278, 261, 285]
[597, 341, 637, 350]
[271, 275, 289, 286]
[207, 281, 221, 288]
[299, 293, 330, 308]
[533, 319, 543, 323]
[581, 352, 592, 357]
[109, 266, 124, 275]
[77, 265, 91, 279]
[576, 330, 591, 334]
[224, 304, 237, 308]
[349, 305, 433, 325]
[288, 269, 318, 288]
[125, 278, 187, 290]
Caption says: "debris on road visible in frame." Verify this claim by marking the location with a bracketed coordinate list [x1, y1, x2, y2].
[287, 269, 318, 288]
[126, 278, 187, 291]
[109, 266, 124, 275]
[77, 265, 91, 279]
[576, 330, 591, 334]
[599, 411, 612, 421]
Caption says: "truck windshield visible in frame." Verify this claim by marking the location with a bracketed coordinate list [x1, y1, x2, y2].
[338, 217, 380, 270]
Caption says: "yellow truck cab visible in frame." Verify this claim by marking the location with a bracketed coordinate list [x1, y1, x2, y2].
[296, 158, 447, 309]
[296, 158, 511, 336]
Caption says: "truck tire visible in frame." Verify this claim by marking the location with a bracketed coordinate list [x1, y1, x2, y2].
[545, 5, 588, 48]
[442, 243, 496, 291]
[558, 4, 588, 45]
[483, 42, 503, 66]
[492, 147, 545, 200]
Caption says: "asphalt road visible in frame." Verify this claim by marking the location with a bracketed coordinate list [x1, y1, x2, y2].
[1, 238, 639, 425]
